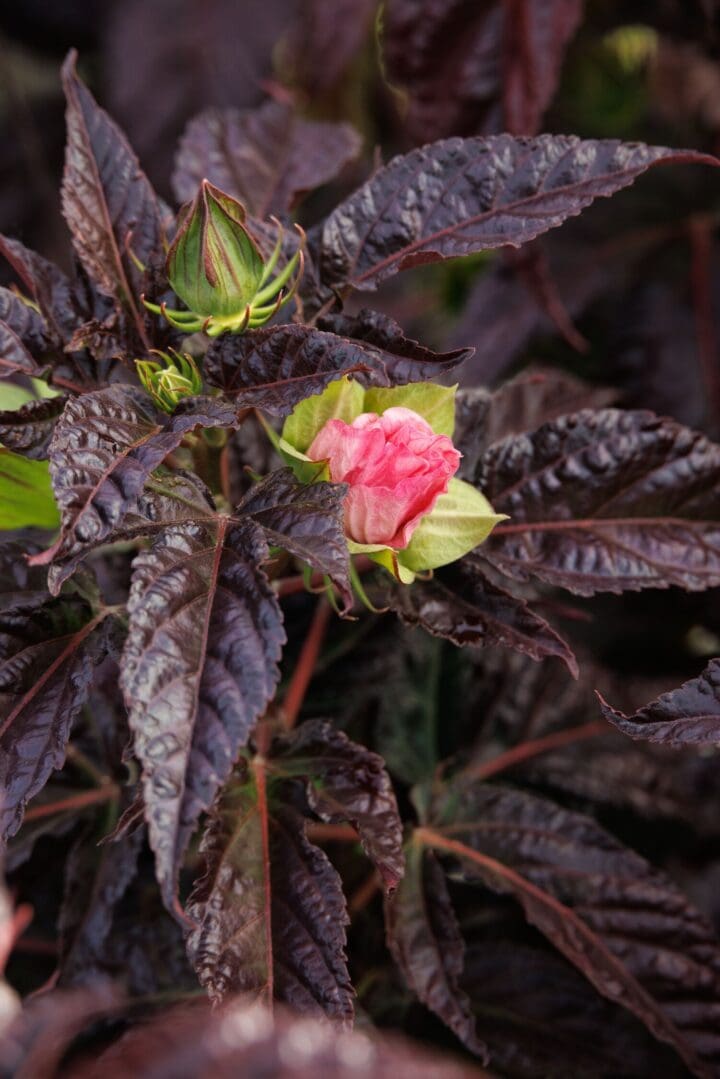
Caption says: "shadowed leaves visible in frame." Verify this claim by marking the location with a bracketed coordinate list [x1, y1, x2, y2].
[421, 782, 720, 1078]
[120, 516, 285, 908]
[478, 408, 720, 595]
[186, 759, 353, 1020]
[271, 720, 405, 891]
[383, 0, 583, 143]
[319, 136, 718, 290]
[204, 312, 471, 411]
[0, 595, 114, 842]
[173, 102, 362, 217]
[385, 558, 578, 676]
[386, 842, 486, 1058]
[598, 659, 720, 747]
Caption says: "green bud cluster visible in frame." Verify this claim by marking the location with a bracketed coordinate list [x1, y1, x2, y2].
[136, 349, 203, 413]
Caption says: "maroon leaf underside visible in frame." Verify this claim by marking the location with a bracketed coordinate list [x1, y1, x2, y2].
[598, 659, 720, 747]
[477, 408, 720, 595]
[173, 100, 362, 217]
[120, 517, 285, 909]
[319, 135, 718, 290]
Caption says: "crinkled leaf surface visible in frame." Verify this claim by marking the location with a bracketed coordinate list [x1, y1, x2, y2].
[477, 408, 720, 594]
[204, 312, 471, 411]
[271, 720, 405, 891]
[423, 782, 720, 1078]
[186, 760, 352, 1020]
[238, 469, 351, 609]
[386, 557, 577, 676]
[33, 385, 236, 570]
[173, 101, 361, 216]
[385, 842, 486, 1058]
[120, 516, 284, 908]
[598, 660, 720, 747]
[319, 136, 718, 290]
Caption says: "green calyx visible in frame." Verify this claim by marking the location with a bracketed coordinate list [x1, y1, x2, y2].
[143, 180, 305, 337]
[136, 349, 203, 412]
[279, 378, 508, 583]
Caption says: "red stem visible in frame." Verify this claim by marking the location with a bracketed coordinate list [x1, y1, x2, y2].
[349, 871, 381, 915]
[282, 599, 332, 730]
[252, 756, 274, 1009]
[24, 784, 119, 822]
[689, 217, 720, 426]
[306, 822, 359, 843]
[462, 720, 610, 783]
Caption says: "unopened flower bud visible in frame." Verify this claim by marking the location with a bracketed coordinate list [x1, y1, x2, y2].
[136, 349, 202, 413]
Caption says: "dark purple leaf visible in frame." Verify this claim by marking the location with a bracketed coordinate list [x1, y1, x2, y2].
[0, 321, 40, 379]
[271, 720, 405, 891]
[70, 997, 483, 1078]
[61, 51, 163, 337]
[598, 659, 720, 747]
[173, 102, 362, 217]
[426, 783, 720, 1078]
[284, 0, 377, 97]
[0, 395, 68, 459]
[58, 827, 143, 987]
[0, 234, 79, 345]
[386, 558, 578, 676]
[385, 842, 487, 1058]
[0, 598, 114, 841]
[463, 938, 685, 1078]
[319, 136, 718, 290]
[0, 285, 49, 355]
[205, 312, 471, 409]
[383, 0, 583, 142]
[478, 408, 720, 594]
[238, 469, 352, 609]
[187, 762, 352, 1020]
[32, 385, 236, 570]
[120, 517, 284, 908]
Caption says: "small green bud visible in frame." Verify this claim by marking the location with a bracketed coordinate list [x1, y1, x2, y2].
[136, 349, 203, 413]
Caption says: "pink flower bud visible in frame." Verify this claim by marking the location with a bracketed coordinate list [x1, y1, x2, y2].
[307, 406, 461, 548]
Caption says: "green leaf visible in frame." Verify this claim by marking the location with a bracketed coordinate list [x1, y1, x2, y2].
[398, 478, 506, 574]
[364, 382, 457, 436]
[0, 383, 34, 412]
[0, 448, 60, 530]
[282, 376, 364, 453]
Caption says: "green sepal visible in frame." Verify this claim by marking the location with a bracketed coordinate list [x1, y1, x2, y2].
[282, 376, 365, 453]
[397, 477, 507, 574]
[363, 382, 457, 437]
[0, 449, 60, 530]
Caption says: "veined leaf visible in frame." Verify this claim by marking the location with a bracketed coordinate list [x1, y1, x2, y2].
[186, 758, 352, 1019]
[598, 660, 720, 747]
[319, 136, 718, 290]
[0, 396, 68, 460]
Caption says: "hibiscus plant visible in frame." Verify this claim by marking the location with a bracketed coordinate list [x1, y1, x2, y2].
[3, 17, 720, 1077]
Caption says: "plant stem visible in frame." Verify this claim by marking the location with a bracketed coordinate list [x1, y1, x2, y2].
[461, 720, 610, 783]
[24, 785, 119, 822]
[306, 822, 359, 843]
[282, 599, 332, 730]
[349, 871, 381, 915]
